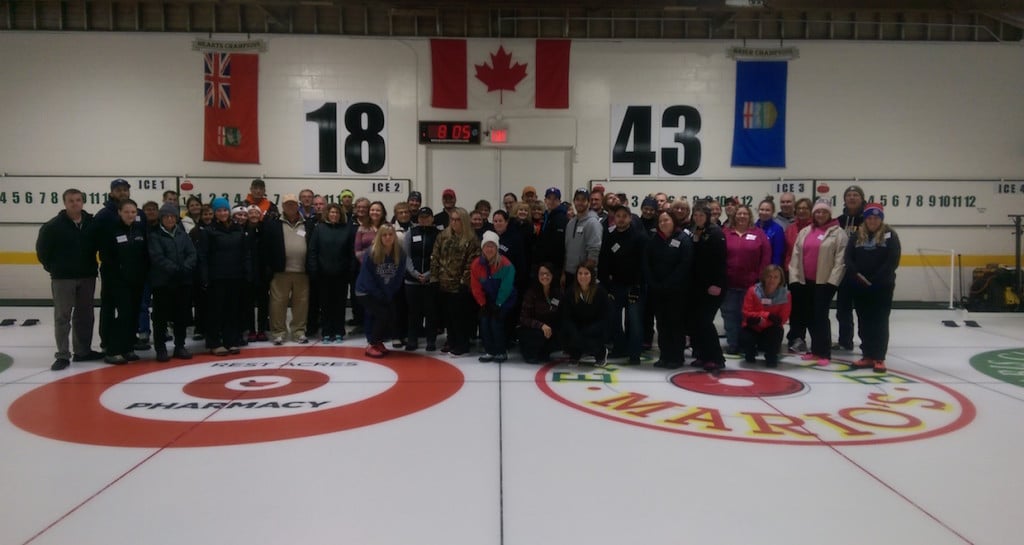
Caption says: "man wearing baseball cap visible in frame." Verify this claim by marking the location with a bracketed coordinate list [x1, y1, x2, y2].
[532, 187, 569, 281]
[407, 191, 423, 217]
[434, 188, 458, 228]
[564, 188, 602, 288]
[243, 179, 279, 220]
[262, 193, 313, 345]
[835, 184, 866, 351]
[92, 178, 134, 350]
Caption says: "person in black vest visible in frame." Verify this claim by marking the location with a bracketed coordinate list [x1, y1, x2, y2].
[35, 188, 104, 370]
[198, 197, 250, 356]
[644, 211, 694, 369]
[97, 199, 149, 364]
[307, 203, 356, 343]
[688, 203, 728, 371]
[148, 203, 197, 361]
[433, 188, 458, 229]
[403, 207, 439, 351]
[599, 205, 648, 365]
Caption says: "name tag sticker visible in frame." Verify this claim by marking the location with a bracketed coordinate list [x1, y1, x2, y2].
[116, 235, 128, 243]
[296, 228, 306, 237]
[437, 225, 445, 230]
[412, 235, 422, 242]
[817, 234, 826, 241]
[576, 227, 584, 234]
[608, 225, 616, 233]
[761, 298, 772, 305]
[550, 298, 560, 306]
[669, 239, 681, 248]
[884, 232, 892, 239]
[745, 234, 757, 241]
[611, 243, 621, 253]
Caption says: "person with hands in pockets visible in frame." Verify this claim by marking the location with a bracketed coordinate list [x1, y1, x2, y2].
[147, 203, 197, 362]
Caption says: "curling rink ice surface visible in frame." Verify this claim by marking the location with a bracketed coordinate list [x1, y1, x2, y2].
[1, 306, 1023, 545]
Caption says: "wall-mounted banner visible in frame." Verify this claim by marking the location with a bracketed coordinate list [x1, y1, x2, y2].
[0, 176, 172, 224]
[303, 101, 388, 176]
[731, 61, 787, 168]
[610, 104, 704, 178]
[726, 46, 799, 61]
[203, 52, 260, 164]
[192, 38, 268, 53]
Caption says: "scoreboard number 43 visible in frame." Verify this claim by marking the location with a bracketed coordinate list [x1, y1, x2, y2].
[611, 104, 703, 178]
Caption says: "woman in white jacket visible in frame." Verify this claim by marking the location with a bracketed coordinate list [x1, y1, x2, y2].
[788, 199, 848, 366]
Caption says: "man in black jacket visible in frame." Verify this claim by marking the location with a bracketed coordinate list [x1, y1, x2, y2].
[599, 205, 647, 365]
[835, 185, 866, 352]
[533, 187, 569, 281]
[35, 188, 104, 370]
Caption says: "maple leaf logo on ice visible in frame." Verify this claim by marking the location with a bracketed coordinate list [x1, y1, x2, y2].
[474, 46, 528, 103]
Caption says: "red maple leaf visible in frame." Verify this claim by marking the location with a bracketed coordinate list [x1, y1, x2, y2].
[474, 46, 528, 102]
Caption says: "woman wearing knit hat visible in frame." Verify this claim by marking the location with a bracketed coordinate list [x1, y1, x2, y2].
[844, 203, 900, 373]
[197, 197, 249, 356]
[471, 231, 517, 363]
[148, 203, 197, 361]
[788, 199, 848, 366]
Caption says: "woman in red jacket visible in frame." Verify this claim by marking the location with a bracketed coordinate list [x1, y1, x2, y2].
[740, 264, 791, 368]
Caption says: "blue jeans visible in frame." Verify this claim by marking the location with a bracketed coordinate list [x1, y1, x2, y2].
[479, 313, 507, 355]
[607, 284, 643, 358]
[721, 287, 746, 349]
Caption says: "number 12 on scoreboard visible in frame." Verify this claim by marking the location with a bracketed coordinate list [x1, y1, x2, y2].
[304, 101, 389, 176]
[610, 104, 702, 178]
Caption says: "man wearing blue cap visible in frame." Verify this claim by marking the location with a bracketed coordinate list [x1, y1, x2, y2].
[93, 178, 134, 350]
[532, 187, 569, 280]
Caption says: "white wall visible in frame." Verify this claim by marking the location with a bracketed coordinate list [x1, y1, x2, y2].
[1, 32, 1022, 301]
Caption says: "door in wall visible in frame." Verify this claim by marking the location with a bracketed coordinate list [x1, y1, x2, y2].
[426, 148, 571, 213]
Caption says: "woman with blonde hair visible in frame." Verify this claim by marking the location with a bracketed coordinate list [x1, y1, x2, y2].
[430, 207, 480, 356]
[354, 224, 405, 357]
[844, 203, 900, 373]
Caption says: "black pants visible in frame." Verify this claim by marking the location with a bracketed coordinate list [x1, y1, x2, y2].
[853, 285, 894, 361]
[392, 286, 408, 342]
[519, 326, 559, 361]
[651, 288, 686, 364]
[406, 283, 438, 346]
[105, 281, 144, 356]
[441, 288, 476, 352]
[153, 284, 192, 349]
[740, 325, 784, 364]
[836, 283, 855, 347]
[563, 320, 605, 359]
[207, 279, 242, 349]
[809, 283, 837, 358]
[244, 279, 270, 334]
[192, 269, 205, 334]
[319, 274, 348, 338]
[688, 291, 725, 365]
[357, 294, 394, 345]
[307, 276, 321, 335]
[787, 282, 810, 345]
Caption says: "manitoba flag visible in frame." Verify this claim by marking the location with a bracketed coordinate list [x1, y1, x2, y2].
[431, 39, 571, 109]
[203, 52, 259, 163]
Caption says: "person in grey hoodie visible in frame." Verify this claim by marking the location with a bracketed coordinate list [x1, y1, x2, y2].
[563, 188, 603, 290]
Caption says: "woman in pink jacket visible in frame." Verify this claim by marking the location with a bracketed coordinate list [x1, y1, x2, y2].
[722, 205, 771, 354]
[788, 199, 848, 365]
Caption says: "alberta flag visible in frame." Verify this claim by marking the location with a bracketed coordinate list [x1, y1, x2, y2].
[731, 61, 787, 168]
[431, 39, 571, 110]
[204, 52, 259, 163]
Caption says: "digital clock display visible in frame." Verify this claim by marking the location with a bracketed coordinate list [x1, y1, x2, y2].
[419, 121, 481, 144]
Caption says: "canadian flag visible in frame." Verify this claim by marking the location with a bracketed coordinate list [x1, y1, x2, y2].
[431, 39, 570, 110]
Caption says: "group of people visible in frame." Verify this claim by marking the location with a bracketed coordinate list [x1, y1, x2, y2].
[36, 178, 900, 374]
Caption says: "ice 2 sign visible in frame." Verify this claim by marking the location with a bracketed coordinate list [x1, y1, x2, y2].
[611, 105, 702, 178]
